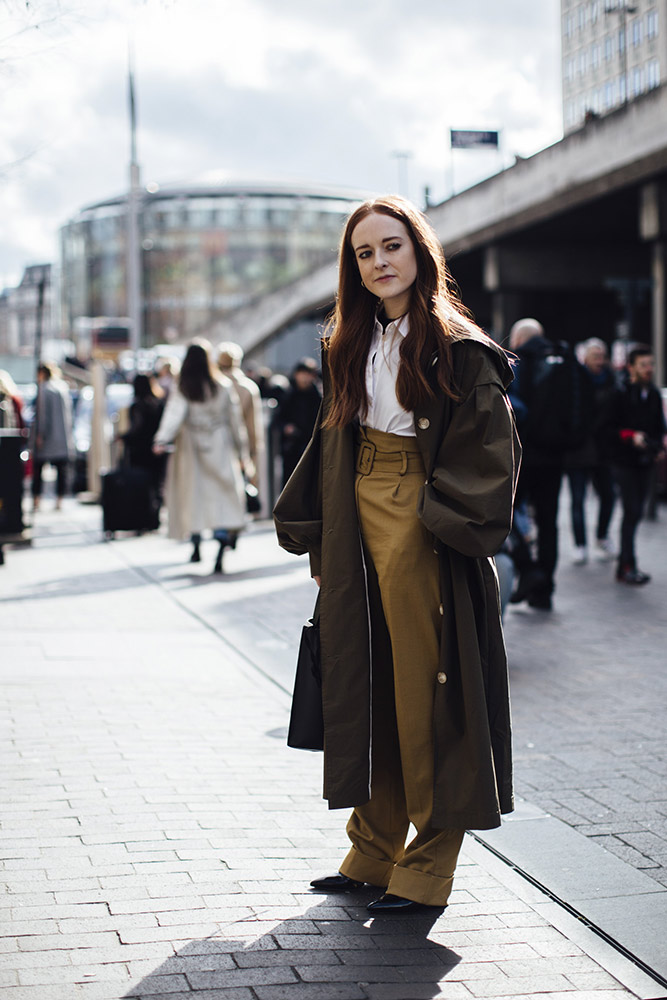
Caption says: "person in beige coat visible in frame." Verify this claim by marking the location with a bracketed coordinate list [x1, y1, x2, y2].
[154, 340, 249, 573]
[217, 341, 264, 492]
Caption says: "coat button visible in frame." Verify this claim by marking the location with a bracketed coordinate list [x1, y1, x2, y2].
[417, 417, 430, 430]
[439, 603, 444, 616]
[437, 671, 447, 684]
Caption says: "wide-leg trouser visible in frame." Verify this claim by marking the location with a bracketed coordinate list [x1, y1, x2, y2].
[338, 427, 464, 906]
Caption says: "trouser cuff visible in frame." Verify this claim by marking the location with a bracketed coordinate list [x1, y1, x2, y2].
[339, 847, 393, 888]
[388, 865, 455, 906]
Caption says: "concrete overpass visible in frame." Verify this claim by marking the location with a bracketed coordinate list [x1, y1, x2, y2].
[222, 83, 667, 379]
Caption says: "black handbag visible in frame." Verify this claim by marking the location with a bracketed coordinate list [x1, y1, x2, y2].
[287, 594, 323, 751]
[245, 482, 261, 514]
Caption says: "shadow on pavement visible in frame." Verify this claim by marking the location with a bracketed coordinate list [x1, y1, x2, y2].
[122, 896, 461, 998]
[1, 557, 306, 602]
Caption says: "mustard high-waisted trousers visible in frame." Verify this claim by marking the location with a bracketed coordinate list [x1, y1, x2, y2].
[338, 426, 464, 906]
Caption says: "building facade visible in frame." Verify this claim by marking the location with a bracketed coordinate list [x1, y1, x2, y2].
[0, 264, 55, 357]
[60, 181, 365, 351]
[562, 0, 667, 132]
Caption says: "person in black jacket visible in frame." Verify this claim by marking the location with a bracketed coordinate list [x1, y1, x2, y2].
[274, 358, 322, 486]
[507, 319, 591, 610]
[605, 345, 666, 584]
[122, 374, 167, 501]
[564, 338, 618, 564]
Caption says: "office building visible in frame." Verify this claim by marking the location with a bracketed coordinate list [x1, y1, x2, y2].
[562, 0, 666, 132]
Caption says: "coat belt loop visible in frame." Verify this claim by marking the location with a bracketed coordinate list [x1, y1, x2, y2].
[391, 449, 409, 498]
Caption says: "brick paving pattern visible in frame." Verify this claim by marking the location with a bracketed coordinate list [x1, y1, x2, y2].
[0, 501, 651, 997]
[504, 499, 667, 888]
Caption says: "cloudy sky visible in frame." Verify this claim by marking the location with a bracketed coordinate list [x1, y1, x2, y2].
[0, 0, 562, 287]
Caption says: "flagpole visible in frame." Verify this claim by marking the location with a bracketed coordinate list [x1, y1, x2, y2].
[126, 39, 142, 355]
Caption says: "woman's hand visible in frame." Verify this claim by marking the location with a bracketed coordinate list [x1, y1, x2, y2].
[153, 442, 167, 455]
[313, 575, 321, 588]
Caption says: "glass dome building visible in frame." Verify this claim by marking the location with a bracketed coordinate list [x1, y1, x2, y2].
[59, 179, 366, 349]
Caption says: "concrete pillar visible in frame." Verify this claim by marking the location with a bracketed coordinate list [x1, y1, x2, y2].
[639, 181, 667, 382]
[651, 241, 667, 384]
[490, 292, 524, 346]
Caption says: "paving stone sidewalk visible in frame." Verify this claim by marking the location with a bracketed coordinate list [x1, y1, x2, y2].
[503, 497, 667, 888]
[0, 501, 657, 999]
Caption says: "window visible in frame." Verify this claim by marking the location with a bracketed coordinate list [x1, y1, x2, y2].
[579, 48, 588, 76]
[604, 79, 616, 108]
[591, 42, 601, 70]
[590, 0, 599, 24]
[631, 17, 642, 47]
[604, 33, 615, 61]
[578, 3, 587, 31]
[631, 65, 643, 95]
[618, 72, 627, 101]
[646, 58, 660, 88]
[646, 9, 658, 39]
[618, 26, 626, 55]
[564, 11, 575, 38]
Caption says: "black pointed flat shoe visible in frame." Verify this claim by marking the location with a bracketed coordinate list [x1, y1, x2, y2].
[309, 873, 366, 893]
[367, 893, 445, 914]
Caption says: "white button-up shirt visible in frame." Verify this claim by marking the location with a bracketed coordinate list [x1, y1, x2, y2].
[362, 315, 415, 436]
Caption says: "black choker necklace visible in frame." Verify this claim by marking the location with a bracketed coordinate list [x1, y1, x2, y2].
[380, 310, 407, 330]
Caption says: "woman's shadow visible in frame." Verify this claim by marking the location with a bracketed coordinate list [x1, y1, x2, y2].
[123, 891, 461, 998]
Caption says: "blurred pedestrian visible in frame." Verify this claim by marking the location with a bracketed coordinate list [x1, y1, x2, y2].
[30, 362, 74, 512]
[564, 338, 617, 564]
[217, 342, 264, 490]
[603, 344, 666, 585]
[0, 370, 25, 430]
[275, 196, 519, 915]
[508, 319, 590, 610]
[274, 358, 322, 486]
[154, 357, 180, 397]
[153, 340, 249, 574]
[121, 373, 167, 502]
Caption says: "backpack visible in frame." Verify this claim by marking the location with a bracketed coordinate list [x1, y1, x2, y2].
[522, 340, 591, 452]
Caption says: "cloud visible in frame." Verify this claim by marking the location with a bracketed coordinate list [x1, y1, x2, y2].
[0, 0, 563, 284]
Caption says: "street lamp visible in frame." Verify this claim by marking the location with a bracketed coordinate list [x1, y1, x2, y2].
[604, 1, 638, 106]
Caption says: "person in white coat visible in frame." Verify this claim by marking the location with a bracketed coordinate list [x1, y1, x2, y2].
[153, 339, 249, 573]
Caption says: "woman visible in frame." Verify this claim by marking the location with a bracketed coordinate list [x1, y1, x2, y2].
[121, 373, 167, 504]
[274, 196, 520, 915]
[154, 340, 249, 574]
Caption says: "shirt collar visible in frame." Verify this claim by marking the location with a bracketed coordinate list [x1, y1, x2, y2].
[372, 312, 410, 339]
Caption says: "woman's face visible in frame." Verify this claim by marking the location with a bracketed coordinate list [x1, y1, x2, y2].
[351, 212, 418, 319]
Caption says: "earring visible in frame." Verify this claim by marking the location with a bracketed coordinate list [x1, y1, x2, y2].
[361, 280, 365, 289]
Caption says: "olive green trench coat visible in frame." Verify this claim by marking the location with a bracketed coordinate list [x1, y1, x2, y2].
[274, 332, 521, 831]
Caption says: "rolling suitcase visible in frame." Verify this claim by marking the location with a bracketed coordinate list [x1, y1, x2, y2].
[101, 464, 160, 538]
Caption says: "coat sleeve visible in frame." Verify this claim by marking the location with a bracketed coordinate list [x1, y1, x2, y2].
[224, 382, 250, 467]
[417, 381, 520, 558]
[273, 408, 323, 578]
[154, 390, 188, 446]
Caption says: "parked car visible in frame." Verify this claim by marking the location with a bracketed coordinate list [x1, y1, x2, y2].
[72, 382, 134, 493]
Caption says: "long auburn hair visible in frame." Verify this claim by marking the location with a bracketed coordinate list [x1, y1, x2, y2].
[324, 195, 482, 429]
[178, 340, 219, 402]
